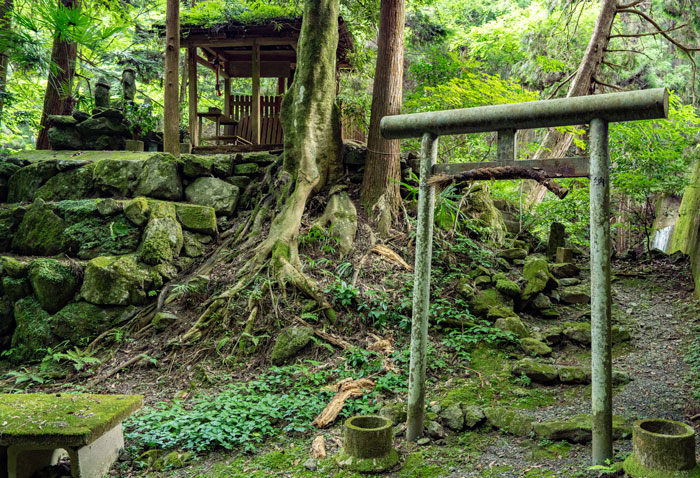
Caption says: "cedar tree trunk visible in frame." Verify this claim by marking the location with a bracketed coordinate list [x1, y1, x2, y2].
[359, 0, 405, 233]
[163, 0, 180, 156]
[36, 0, 79, 150]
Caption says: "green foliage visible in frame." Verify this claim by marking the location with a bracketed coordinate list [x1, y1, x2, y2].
[181, 0, 301, 27]
[52, 347, 101, 372]
[299, 225, 338, 255]
[324, 280, 359, 309]
[124, 102, 158, 138]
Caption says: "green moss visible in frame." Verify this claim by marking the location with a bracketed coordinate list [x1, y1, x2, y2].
[398, 452, 442, 478]
[0, 207, 22, 250]
[335, 448, 399, 473]
[470, 289, 514, 319]
[271, 240, 291, 269]
[2, 276, 31, 301]
[7, 161, 59, 203]
[134, 153, 183, 200]
[53, 199, 99, 223]
[124, 197, 150, 226]
[495, 279, 521, 298]
[176, 203, 218, 235]
[522, 256, 557, 301]
[139, 201, 183, 265]
[0, 256, 28, 278]
[623, 454, 700, 478]
[483, 406, 533, 436]
[11, 296, 57, 362]
[35, 163, 96, 201]
[63, 214, 141, 259]
[80, 254, 153, 306]
[0, 393, 142, 447]
[270, 326, 313, 365]
[11, 199, 66, 256]
[52, 302, 131, 345]
[92, 158, 144, 196]
[181, 154, 214, 177]
[28, 258, 79, 313]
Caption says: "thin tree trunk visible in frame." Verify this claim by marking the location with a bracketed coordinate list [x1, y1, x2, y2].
[36, 0, 79, 150]
[359, 0, 405, 234]
[179, 55, 187, 104]
[526, 0, 617, 203]
[0, 0, 13, 126]
[163, 0, 180, 156]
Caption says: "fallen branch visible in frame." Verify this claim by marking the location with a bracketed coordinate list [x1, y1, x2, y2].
[313, 378, 375, 428]
[311, 435, 327, 459]
[429, 166, 569, 199]
[372, 244, 413, 271]
[294, 317, 353, 350]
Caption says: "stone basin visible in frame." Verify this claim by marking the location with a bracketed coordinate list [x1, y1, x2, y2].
[335, 415, 398, 473]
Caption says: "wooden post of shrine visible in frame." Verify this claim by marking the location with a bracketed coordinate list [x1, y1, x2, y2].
[187, 47, 198, 147]
[251, 44, 261, 145]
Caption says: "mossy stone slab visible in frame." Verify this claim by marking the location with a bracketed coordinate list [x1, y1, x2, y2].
[0, 393, 143, 447]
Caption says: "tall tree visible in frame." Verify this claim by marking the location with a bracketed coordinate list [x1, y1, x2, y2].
[181, 0, 343, 342]
[163, 0, 180, 156]
[359, 0, 405, 234]
[0, 0, 12, 126]
[36, 0, 79, 150]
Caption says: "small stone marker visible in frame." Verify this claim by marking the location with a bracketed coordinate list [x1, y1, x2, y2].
[548, 222, 566, 257]
[0, 393, 143, 478]
[556, 247, 573, 263]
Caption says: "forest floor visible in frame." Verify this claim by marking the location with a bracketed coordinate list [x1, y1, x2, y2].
[109, 254, 700, 478]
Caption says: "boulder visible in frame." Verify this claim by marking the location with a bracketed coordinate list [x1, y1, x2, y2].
[487, 306, 517, 322]
[134, 154, 183, 200]
[12, 199, 66, 256]
[461, 184, 506, 245]
[52, 302, 131, 345]
[462, 405, 485, 429]
[93, 159, 144, 196]
[181, 154, 214, 177]
[534, 414, 631, 444]
[7, 161, 59, 203]
[182, 231, 204, 258]
[539, 308, 560, 319]
[175, 203, 218, 235]
[232, 163, 259, 176]
[76, 116, 129, 137]
[2, 277, 31, 302]
[557, 365, 590, 384]
[0, 208, 21, 249]
[470, 289, 514, 319]
[139, 201, 183, 265]
[562, 322, 591, 344]
[28, 259, 79, 313]
[520, 337, 552, 357]
[550, 262, 580, 279]
[498, 248, 528, 261]
[522, 256, 558, 301]
[379, 402, 407, 426]
[48, 115, 78, 127]
[81, 254, 153, 306]
[11, 297, 58, 362]
[124, 197, 150, 226]
[540, 327, 563, 345]
[0, 256, 28, 278]
[456, 279, 475, 301]
[483, 407, 533, 436]
[185, 177, 239, 216]
[511, 358, 558, 383]
[438, 402, 464, 431]
[343, 140, 367, 166]
[495, 279, 520, 298]
[559, 284, 590, 304]
[494, 316, 530, 338]
[270, 326, 314, 365]
[47, 126, 84, 150]
[426, 420, 446, 439]
[35, 164, 95, 201]
[531, 293, 552, 310]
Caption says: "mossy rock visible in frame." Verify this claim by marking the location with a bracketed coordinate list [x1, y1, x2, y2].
[0, 256, 28, 278]
[185, 177, 240, 216]
[470, 289, 514, 319]
[483, 407, 533, 436]
[456, 279, 475, 301]
[520, 337, 552, 357]
[53, 199, 99, 223]
[96, 198, 122, 216]
[557, 365, 590, 384]
[35, 164, 96, 201]
[63, 214, 141, 259]
[487, 306, 516, 321]
[438, 402, 464, 431]
[2, 276, 31, 302]
[93, 158, 144, 196]
[124, 197, 150, 226]
[51, 302, 131, 345]
[232, 162, 259, 176]
[11, 296, 58, 362]
[550, 262, 580, 279]
[534, 414, 632, 444]
[495, 279, 521, 298]
[511, 357, 558, 383]
[0, 295, 14, 337]
[0, 208, 22, 250]
[28, 259, 79, 313]
[11, 199, 66, 256]
[181, 154, 214, 177]
[560, 284, 590, 304]
[379, 402, 407, 426]
[270, 326, 314, 365]
[498, 248, 528, 261]
[134, 154, 183, 200]
[182, 231, 204, 258]
[494, 316, 529, 338]
[139, 201, 184, 265]
[522, 256, 558, 301]
[226, 175, 251, 191]
[81, 255, 153, 306]
[175, 203, 218, 235]
[7, 161, 59, 203]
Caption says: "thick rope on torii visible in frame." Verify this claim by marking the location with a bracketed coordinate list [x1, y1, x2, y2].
[429, 165, 570, 199]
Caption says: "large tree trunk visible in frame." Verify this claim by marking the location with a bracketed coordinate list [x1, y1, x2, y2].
[180, 0, 343, 342]
[359, 0, 405, 234]
[163, 0, 180, 156]
[526, 0, 617, 203]
[0, 0, 12, 126]
[36, 0, 79, 150]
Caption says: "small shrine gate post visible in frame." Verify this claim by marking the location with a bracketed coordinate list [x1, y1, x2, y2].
[380, 88, 669, 465]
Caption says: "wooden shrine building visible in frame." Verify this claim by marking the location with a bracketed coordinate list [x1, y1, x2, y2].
[181, 17, 354, 150]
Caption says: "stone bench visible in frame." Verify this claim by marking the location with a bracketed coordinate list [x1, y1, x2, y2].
[0, 393, 143, 478]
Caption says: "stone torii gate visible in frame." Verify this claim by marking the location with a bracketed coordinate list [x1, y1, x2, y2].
[380, 88, 669, 465]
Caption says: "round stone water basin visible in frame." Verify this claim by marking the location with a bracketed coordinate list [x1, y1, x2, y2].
[623, 418, 700, 477]
[335, 415, 398, 473]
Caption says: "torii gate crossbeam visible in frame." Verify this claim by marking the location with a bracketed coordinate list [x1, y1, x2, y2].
[379, 88, 669, 465]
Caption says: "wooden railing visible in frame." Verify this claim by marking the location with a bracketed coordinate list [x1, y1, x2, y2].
[229, 95, 283, 119]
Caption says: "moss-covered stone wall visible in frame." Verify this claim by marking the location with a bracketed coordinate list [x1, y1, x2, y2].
[669, 154, 700, 298]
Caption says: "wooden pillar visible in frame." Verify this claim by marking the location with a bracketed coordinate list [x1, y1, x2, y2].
[251, 44, 261, 145]
[277, 77, 286, 95]
[224, 75, 231, 116]
[188, 47, 198, 147]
